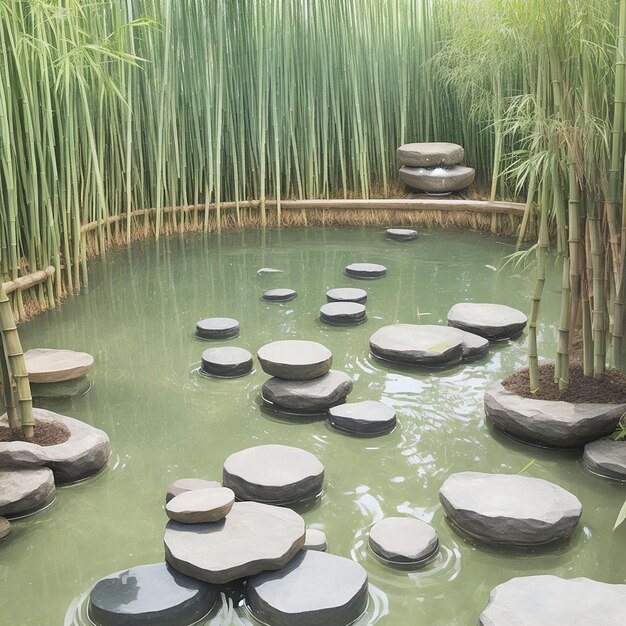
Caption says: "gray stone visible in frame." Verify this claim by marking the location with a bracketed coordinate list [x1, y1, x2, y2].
[164, 501, 305, 584]
[223, 444, 324, 505]
[201, 347, 253, 378]
[166, 487, 235, 523]
[0, 467, 56, 517]
[89, 562, 217, 626]
[439, 471, 581, 546]
[345, 263, 387, 279]
[328, 400, 396, 436]
[262, 370, 353, 414]
[397, 142, 465, 167]
[583, 438, 626, 480]
[303, 528, 327, 551]
[257, 340, 333, 381]
[257, 267, 284, 274]
[24, 348, 94, 383]
[385, 228, 418, 241]
[320, 302, 367, 326]
[399, 165, 475, 194]
[326, 288, 368, 304]
[369, 517, 438, 565]
[247, 549, 368, 626]
[262, 288, 297, 302]
[30, 377, 91, 399]
[485, 381, 626, 449]
[447, 302, 528, 340]
[195, 317, 240, 340]
[0, 516, 10, 539]
[165, 478, 222, 504]
[0, 409, 111, 483]
[479, 575, 626, 626]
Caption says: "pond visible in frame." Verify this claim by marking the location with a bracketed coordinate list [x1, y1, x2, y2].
[2, 227, 625, 625]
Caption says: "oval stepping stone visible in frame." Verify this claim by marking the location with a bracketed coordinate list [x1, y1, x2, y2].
[165, 478, 222, 504]
[479, 575, 626, 626]
[328, 400, 396, 436]
[166, 487, 235, 523]
[448, 302, 528, 340]
[257, 340, 332, 380]
[24, 348, 94, 383]
[303, 528, 327, 551]
[439, 472, 581, 546]
[195, 317, 240, 340]
[0, 517, 10, 539]
[262, 288, 297, 302]
[257, 267, 284, 274]
[247, 550, 368, 626]
[399, 165, 476, 194]
[223, 444, 324, 505]
[345, 263, 387, 279]
[0, 467, 55, 517]
[397, 142, 465, 167]
[583, 438, 626, 480]
[201, 347, 253, 378]
[369, 517, 438, 565]
[326, 287, 368, 304]
[320, 302, 367, 326]
[386, 228, 418, 241]
[164, 501, 305, 584]
[89, 562, 217, 626]
[262, 370, 353, 414]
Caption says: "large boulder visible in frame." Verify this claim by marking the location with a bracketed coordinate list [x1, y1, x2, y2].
[0, 467, 56, 517]
[399, 165, 475, 194]
[447, 302, 528, 340]
[257, 340, 332, 381]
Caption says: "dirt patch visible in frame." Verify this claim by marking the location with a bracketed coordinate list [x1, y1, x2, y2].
[0, 419, 71, 446]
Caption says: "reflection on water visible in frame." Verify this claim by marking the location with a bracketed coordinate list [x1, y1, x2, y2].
[4, 227, 626, 626]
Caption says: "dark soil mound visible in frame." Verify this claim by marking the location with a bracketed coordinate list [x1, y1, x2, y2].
[0, 419, 71, 446]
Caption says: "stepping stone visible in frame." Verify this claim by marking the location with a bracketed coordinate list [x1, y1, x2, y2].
[370, 324, 488, 367]
[165, 478, 222, 504]
[484, 381, 626, 449]
[345, 263, 387, 279]
[201, 347, 253, 378]
[328, 400, 396, 436]
[479, 575, 626, 626]
[223, 444, 324, 505]
[385, 228, 418, 241]
[166, 487, 235, 523]
[247, 549, 368, 626]
[447, 302, 528, 340]
[0, 467, 55, 517]
[0, 408, 111, 484]
[397, 142, 465, 167]
[262, 370, 353, 414]
[164, 501, 305, 584]
[24, 348, 94, 383]
[262, 288, 297, 302]
[583, 438, 626, 480]
[303, 528, 327, 551]
[257, 340, 332, 380]
[369, 517, 438, 565]
[326, 287, 368, 304]
[399, 165, 476, 194]
[195, 317, 240, 340]
[30, 377, 91, 399]
[439, 472, 581, 546]
[320, 302, 367, 326]
[89, 562, 217, 626]
[0, 517, 10, 539]
[257, 267, 284, 274]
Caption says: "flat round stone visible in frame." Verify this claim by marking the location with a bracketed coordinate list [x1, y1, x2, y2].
[369, 517, 438, 565]
[345, 263, 387, 279]
[257, 340, 333, 380]
[397, 142, 465, 167]
[326, 288, 368, 304]
[262, 370, 353, 414]
[223, 444, 324, 505]
[165, 478, 222, 504]
[328, 400, 396, 436]
[320, 302, 367, 326]
[303, 528, 327, 551]
[386, 228, 418, 241]
[195, 317, 240, 340]
[583, 438, 626, 480]
[448, 302, 528, 340]
[24, 348, 94, 383]
[0, 517, 10, 539]
[166, 487, 235, 523]
[439, 472, 582, 546]
[89, 562, 217, 626]
[247, 550, 368, 626]
[399, 165, 475, 194]
[479, 575, 626, 626]
[262, 288, 297, 302]
[0, 467, 55, 517]
[201, 347, 253, 378]
[164, 501, 305, 584]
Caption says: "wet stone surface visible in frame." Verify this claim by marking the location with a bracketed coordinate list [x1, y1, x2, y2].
[320, 302, 367, 326]
[369, 517, 439, 565]
[262, 288, 298, 302]
[583, 438, 626, 480]
[201, 347, 253, 378]
[328, 400, 396, 436]
[385, 228, 418, 241]
[0, 467, 56, 518]
[195, 317, 240, 340]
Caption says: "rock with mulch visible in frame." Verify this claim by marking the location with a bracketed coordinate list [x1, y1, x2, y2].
[262, 288, 297, 302]
[447, 302, 528, 340]
[369, 517, 438, 565]
[397, 142, 465, 167]
[257, 340, 333, 381]
[195, 317, 240, 340]
[479, 575, 626, 626]
[399, 165, 476, 194]
[303, 528, 328, 551]
[326, 287, 368, 304]
[320, 302, 367, 326]
[165, 478, 222, 504]
[166, 487, 235, 523]
[345, 263, 387, 279]
[0, 467, 56, 517]
[386, 228, 418, 241]
[583, 438, 626, 480]
[328, 400, 396, 436]
[201, 347, 253, 378]
[24, 348, 94, 383]
[0, 517, 10, 539]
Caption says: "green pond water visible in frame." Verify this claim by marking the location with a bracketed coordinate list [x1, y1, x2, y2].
[2, 227, 626, 626]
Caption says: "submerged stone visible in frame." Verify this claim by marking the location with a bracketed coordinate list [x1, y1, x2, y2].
[303, 528, 328, 551]
[583, 438, 626, 480]
[345, 263, 387, 279]
[385, 228, 418, 241]
[166, 487, 235, 523]
[369, 517, 438, 565]
[320, 302, 367, 326]
[262, 288, 297, 302]
[447, 302, 528, 340]
[399, 165, 475, 194]
[30, 376, 91, 399]
[201, 347, 253, 378]
[24, 348, 94, 383]
[165, 478, 222, 504]
[328, 400, 396, 436]
[195, 317, 240, 340]
[257, 340, 333, 380]
[0, 467, 55, 518]
[326, 287, 368, 304]
[396, 142, 465, 167]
